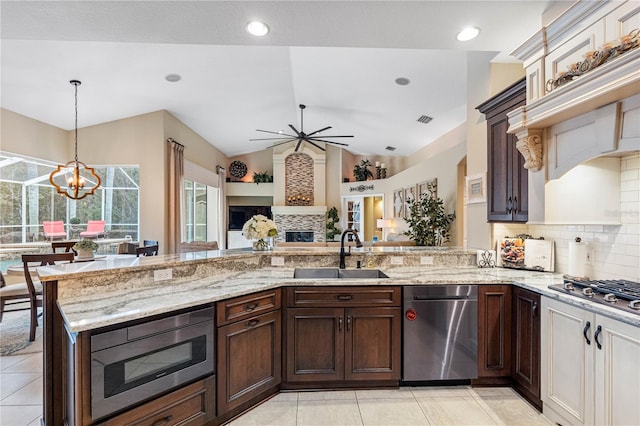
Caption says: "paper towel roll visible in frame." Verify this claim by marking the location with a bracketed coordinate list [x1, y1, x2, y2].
[568, 240, 586, 278]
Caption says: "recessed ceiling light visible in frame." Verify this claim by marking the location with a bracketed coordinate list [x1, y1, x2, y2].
[395, 77, 410, 86]
[246, 21, 270, 37]
[165, 74, 181, 82]
[456, 27, 480, 41]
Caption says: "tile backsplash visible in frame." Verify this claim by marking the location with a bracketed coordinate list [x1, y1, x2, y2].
[493, 154, 639, 281]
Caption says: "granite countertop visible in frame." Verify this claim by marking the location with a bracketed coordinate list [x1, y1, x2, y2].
[35, 247, 639, 333]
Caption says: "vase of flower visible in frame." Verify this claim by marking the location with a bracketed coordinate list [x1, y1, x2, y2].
[73, 238, 99, 259]
[242, 214, 278, 252]
[252, 238, 271, 251]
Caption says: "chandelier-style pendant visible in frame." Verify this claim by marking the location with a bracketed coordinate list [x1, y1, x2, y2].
[49, 80, 101, 200]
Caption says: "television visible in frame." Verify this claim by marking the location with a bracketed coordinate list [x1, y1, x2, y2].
[228, 206, 272, 230]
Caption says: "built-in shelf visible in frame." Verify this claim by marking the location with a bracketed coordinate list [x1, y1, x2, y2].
[226, 182, 274, 197]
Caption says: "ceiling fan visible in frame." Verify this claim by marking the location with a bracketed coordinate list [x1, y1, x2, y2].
[250, 104, 353, 152]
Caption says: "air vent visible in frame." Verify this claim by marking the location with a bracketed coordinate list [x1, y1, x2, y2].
[417, 115, 433, 124]
[385, 146, 396, 151]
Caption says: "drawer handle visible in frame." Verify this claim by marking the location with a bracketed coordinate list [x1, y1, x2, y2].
[337, 294, 353, 301]
[245, 303, 258, 311]
[247, 319, 260, 327]
[151, 415, 173, 426]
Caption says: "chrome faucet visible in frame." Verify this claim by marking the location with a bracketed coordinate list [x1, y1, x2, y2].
[339, 229, 363, 269]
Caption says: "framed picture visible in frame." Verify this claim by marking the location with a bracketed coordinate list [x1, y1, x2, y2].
[466, 173, 486, 204]
[417, 178, 437, 199]
[403, 186, 416, 219]
[393, 189, 404, 218]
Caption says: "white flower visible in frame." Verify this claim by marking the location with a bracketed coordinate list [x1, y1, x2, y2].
[242, 215, 278, 240]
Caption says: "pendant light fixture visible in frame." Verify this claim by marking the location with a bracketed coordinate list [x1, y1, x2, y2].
[49, 80, 101, 200]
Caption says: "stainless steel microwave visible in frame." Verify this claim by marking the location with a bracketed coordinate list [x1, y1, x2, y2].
[90, 306, 215, 421]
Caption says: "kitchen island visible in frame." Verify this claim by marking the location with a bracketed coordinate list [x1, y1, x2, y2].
[36, 247, 638, 425]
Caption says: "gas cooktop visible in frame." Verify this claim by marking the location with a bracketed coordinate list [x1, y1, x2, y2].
[548, 278, 640, 315]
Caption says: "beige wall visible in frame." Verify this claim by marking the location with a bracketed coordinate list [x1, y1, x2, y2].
[465, 56, 525, 249]
[1, 108, 70, 162]
[228, 149, 273, 183]
[1, 109, 229, 254]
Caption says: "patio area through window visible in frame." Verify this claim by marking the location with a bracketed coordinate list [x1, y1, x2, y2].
[0, 151, 140, 244]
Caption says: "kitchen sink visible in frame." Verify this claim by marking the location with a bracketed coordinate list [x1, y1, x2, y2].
[293, 268, 389, 279]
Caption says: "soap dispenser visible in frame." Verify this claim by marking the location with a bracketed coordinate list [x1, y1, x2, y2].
[364, 247, 375, 268]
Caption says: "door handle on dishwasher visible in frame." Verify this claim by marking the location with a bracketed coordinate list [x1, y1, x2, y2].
[413, 296, 471, 300]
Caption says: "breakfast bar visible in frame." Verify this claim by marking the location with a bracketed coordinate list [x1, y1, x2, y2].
[35, 247, 639, 426]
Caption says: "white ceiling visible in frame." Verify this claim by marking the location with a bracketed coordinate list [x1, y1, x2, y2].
[0, 1, 567, 157]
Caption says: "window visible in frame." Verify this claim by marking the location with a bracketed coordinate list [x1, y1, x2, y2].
[0, 152, 139, 243]
[184, 179, 219, 243]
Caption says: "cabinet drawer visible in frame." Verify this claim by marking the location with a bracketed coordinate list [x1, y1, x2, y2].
[217, 289, 281, 326]
[287, 286, 400, 307]
[99, 375, 215, 426]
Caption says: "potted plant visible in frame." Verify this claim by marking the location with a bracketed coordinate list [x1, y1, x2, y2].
[73, 238, 99, 259]
[353, 160, 374, 181]
[69, 217, 81, 225]
[252, 171, 273, 184]
[404, 182, 455, 246]
[326, 207, 341, 241]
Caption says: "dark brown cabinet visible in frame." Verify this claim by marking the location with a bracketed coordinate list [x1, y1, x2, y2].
[477, 78, 528, 222]
[476, 285, 512, 384]
[99, 376, 216, 426]
[512, 286, 541, 410]
[216, 290, 281, 415]
[285, 287, 401, 386]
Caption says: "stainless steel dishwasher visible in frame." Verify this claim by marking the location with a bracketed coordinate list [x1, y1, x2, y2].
[403, 285, 478, 382]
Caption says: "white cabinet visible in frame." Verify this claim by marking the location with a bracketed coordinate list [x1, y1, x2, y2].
[541, 297, 640, 425]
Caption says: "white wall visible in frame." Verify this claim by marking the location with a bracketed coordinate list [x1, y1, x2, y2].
[494, 154, 640, 281]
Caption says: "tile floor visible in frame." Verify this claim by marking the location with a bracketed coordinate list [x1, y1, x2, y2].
[0, 333, 551, 426]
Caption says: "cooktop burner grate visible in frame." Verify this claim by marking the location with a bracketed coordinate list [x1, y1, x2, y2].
[563, 279, 640, 301]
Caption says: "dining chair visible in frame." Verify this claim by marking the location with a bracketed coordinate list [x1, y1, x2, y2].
[0, 270, 31, 323]
[136, 244, 159, 257]
[52, 240, 78, 256]
[22, 252, 75, 341]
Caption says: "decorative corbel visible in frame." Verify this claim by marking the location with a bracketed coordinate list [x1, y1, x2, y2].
[515, 129, 543, 171]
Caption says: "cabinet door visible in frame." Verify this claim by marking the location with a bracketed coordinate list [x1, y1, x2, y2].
[477, 285, 512, 378]
[487, 115, 514, 222]
[594, 314, 640, 426]
[512, 287, 540, 409]
[286, 307, 344, 382]
[509, 135, 528, 222]
[344, 307, 401, 381]
[217, 311, 281, 414]
[541, 298, 594, 426]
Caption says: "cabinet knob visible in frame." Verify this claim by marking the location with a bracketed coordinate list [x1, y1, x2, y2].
[247, 319, 260, 327]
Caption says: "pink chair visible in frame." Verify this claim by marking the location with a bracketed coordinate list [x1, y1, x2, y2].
[80, 220, 106, 239]
[43, 221, 67, 240]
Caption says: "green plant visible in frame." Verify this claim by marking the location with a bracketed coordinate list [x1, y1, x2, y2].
[404, 182, 455, 246]
[253, 171, 273, 184]
[69, 217, 81, 225]
[326, 207, 341, 241]
[73, 238, 99, 251]
[353, 160, 374, 181]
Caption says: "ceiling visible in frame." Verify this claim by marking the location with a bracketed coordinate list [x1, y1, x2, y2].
[0, 1, 567, 157]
